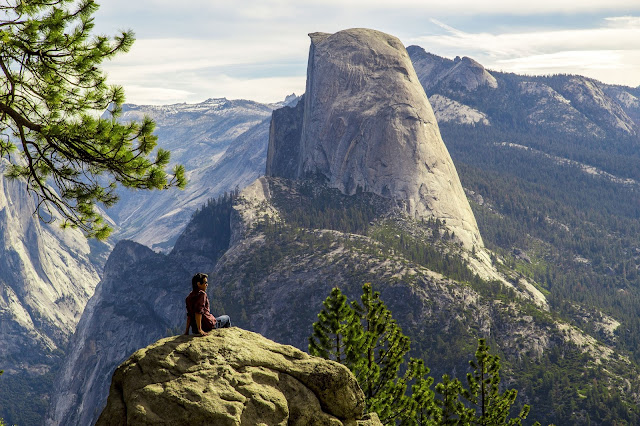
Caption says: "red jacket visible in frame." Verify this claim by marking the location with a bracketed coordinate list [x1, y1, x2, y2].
[185, 289, 217, 332]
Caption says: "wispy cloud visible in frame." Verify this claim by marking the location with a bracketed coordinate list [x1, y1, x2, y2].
[261, 0, 640, 15]
[604, 16, 640, 27]
[102, 36, 308, 104]
[423, 17, 640, 55]
[411, 17, 640, 86]
[94, 1, 640, 104]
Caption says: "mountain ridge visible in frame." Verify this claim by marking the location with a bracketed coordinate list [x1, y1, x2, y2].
[0, 160, 106, 424]
[407, 45, 639, 138]
[45, 30, 640, 426]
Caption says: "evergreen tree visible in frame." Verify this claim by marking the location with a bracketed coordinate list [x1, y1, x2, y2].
[310, 283, 436, 425]
[0, 1, 186, 238]
[308, 286, 361, 366]
[432, 374, 474, 425]
[409, 358, 440, 426]
[309, 288, 539, 425]
[351, 283, 427, 423]
[461, 339, 535, 426]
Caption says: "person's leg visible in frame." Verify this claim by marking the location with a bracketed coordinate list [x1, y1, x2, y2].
[215, 315, 231, 328]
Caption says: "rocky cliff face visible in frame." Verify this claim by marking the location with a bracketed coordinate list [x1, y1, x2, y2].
[603, 85, 640, 126]
[559, 77, 636, 135]
[96, 328, 380, 426]
[407, 47, 497, 92]
[108, 97, 285, 252]
[517, 81, 605, 136]
[265, 96, 304, 179]
[408, 48, 454, 92]
[440, 56, 498, 91]
[266, 28, 483, 250]
[47, 202, 228, 426]
[0, 160, 104, 389]
[428, 94, 490, 126]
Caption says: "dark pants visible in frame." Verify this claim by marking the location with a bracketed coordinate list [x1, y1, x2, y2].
[215, 315, 231, 328]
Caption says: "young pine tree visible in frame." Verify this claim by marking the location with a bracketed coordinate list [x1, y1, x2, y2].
[461, 339, 536, 426]
[431, 374, 474, 425]
[310, 283, 436, 425]
[308, 287, 361, 367]
[352, 283, 419, 423]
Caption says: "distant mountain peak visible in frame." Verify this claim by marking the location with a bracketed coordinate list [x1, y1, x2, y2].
[203, 97, 228, 102]
[443, 56, 498, 90]
[407, 48, 496, 91]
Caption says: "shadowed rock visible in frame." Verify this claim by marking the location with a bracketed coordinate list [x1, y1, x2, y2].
[96, 328, 381, 426]
[266, 95, 305, 179]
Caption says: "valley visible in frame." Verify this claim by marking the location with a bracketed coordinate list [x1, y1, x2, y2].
[2, 29, 640, 425]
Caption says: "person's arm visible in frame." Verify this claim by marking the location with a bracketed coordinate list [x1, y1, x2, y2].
[184, 315, 191, 335]
[195, 313, 208, 336]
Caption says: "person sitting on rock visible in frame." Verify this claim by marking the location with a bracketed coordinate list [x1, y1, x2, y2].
[184, 273, 231, 335]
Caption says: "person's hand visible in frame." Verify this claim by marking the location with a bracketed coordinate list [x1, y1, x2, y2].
[198, 330, 208, 336]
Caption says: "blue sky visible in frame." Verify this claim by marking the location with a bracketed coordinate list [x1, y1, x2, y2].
[93, 0, 640, 105]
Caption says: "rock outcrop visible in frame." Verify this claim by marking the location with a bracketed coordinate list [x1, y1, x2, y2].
[96, 328, 381, 426]
[428, 94, 490, 126]
[406, 46, 454, 92]
[602, 85, 640, 127]
[442, 56, 498, 91]
[558, 77, 636, 135]
[266, 28, 483, 250]
[265, 95, 304, 180]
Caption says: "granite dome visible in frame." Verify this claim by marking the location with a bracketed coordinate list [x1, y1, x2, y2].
[266, 28, 483, 249]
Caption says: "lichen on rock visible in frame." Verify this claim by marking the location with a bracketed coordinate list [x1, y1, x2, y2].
[96, 327, 380, 425]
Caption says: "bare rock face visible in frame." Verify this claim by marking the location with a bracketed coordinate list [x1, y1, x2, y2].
[266, 28, 483, 249]
[558, 77, 637, 135]
[406, 46, 453, 92]
[428, 94, 490, 126]
[406, 46, 497, 92]
[109, 98, 275, 252]
[443, 56, 498, 91]
[0, 160, 103, 377]
[96, 328, 380, 426]
[265, 95, 304, 179]
[518, 81, 605, 137]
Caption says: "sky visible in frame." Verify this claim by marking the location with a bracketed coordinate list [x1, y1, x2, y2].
[92, 0, 640, 105]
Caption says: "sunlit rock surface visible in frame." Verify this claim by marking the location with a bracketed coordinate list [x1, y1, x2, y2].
[96, 328, 381, 426]
[0, 160, 103, 378]
[266, 28, 483, 250]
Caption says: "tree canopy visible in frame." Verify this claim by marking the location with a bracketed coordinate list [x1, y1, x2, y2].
[0, 0, 186, 239]
[310, 284, 436, 425]
[309, 284, 537, 425]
